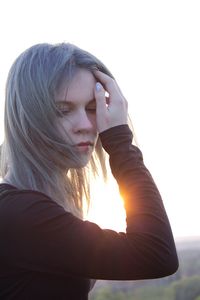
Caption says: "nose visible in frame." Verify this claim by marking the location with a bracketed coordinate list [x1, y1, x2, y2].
[74, 110, 94, 133]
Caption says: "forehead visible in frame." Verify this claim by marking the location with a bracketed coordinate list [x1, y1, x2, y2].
[56, 69, 96, 103]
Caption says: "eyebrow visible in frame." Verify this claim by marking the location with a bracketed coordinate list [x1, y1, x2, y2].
[56, 99, 96, 106]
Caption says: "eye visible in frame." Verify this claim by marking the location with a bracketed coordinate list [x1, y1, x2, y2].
[56, 103, 71, 116]
[86, 107, 96, 113]
[61, 109, 70, 115]
[86, 103, 96, 113]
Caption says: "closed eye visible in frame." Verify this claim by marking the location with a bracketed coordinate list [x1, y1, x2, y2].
[61, 109, 71, 115]
[56, 103, 71, 116]
[86, 100, 96, 113]
[86, 107, 96, 113]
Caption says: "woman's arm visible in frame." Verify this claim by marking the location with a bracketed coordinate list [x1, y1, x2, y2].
[0, 71, 178, 280]
[1, 124, 178, 280]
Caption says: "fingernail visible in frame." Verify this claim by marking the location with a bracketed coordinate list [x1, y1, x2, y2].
[96, 82, 101, 92]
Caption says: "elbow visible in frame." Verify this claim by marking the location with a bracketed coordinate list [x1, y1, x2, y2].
[160, 239, 179, 277]
[154, 251, 179, 278]
[164, 253, 179, 276]
[142, 240, 179, 279]
[150, 234, 179, 278]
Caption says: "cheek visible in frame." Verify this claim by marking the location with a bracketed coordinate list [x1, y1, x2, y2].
[54, 118, 72, 141]
[89, 114, 97, 131]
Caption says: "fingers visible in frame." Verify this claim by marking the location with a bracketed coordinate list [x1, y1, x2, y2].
[94, 71, 128, 133]
[93, 70, 113, 86]
[93, 70, 122, 99]
[94, 82, 111, 133]
[94, 82, 108, 117]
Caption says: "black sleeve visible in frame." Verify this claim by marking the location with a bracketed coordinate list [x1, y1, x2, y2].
[3, 125, 178, 280]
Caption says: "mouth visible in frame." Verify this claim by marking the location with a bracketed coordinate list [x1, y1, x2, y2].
[74, 141, 94, 152]
[76, 142, 93, 147]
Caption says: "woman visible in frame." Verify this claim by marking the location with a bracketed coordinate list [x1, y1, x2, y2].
[0, 43, 178, 299]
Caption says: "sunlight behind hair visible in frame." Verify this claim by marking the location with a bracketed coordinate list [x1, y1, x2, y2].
[87, 173, 126, 232]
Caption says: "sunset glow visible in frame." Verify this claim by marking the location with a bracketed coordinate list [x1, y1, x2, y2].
[87, 175, 126, 232]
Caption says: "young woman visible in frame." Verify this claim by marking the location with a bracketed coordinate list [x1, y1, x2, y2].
[0, 43, 178, 299]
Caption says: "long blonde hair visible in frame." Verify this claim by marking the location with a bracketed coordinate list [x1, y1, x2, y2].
[1, 43, 114, 219]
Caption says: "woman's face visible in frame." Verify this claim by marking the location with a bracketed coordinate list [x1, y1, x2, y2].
[55, 69, 98, 167]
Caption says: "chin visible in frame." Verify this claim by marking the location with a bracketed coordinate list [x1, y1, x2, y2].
[69, 157, 90, 169]
[81, 157, 92, 168]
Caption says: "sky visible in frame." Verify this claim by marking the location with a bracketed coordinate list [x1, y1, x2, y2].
[0, 0, 200, 239]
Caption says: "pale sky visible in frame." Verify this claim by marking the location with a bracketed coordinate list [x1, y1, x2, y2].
[0, 0, 200, 239]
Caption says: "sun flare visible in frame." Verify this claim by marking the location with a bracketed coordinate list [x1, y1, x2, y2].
[87, 175, 126, 233]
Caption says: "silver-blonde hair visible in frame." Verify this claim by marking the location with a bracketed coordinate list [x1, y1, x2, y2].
[1, 43, 115, 219]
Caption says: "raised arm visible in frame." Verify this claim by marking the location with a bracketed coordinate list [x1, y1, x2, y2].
[1, 72, 178, 281]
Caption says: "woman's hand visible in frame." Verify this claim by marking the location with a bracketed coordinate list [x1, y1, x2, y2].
[94, 71, 128, 133]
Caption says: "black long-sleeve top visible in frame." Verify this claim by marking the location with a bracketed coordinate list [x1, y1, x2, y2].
[0, 125, 178, 299]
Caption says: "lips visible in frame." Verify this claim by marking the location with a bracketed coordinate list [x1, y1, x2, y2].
[76, 141, 93, 147]
[73, 141, 94, 153]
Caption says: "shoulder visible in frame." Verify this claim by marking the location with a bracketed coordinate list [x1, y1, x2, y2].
[0, 184, 68, 226]
[0, 183, 56, 207]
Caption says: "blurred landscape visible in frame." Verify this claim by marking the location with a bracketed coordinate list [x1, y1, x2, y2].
[90, 236, 200, 300]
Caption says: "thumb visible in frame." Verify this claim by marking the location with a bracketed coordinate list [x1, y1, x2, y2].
[94, 82, 107, 116]
[94, 82, 109, 133]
